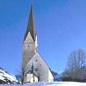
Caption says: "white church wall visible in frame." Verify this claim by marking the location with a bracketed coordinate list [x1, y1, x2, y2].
[24, 74, 38, 83]
[24, 53, 53, 82]
[35, 35, 38, 53]
[48, 70, 54, 82]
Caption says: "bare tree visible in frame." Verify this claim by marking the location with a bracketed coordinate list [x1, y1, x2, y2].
[65, 49, 86, 80]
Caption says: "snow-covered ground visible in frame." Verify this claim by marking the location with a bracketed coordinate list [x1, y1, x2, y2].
[23, 82, 86, 86]
[0, 82, 86, 86]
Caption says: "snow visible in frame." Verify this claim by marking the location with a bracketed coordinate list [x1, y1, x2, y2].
[23, 82, 86, 86]
[0, 82, 86, 86]
[0, 76, 5, 81]
[0, 68, 18, 82]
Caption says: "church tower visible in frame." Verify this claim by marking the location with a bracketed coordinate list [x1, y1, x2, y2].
[23, 6, 38, 69]
[22, 5, 54, 83]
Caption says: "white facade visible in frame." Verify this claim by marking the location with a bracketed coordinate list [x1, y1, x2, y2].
[24, 74, 38, 83]
[24, 53, 54, 82]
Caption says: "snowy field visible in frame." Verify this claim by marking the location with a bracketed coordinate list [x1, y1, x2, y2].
[23, 82, 86, 86]
[0, 82, 86, 86]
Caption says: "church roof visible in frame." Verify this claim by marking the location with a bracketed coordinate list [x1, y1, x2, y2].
[24, 5, 36, 41]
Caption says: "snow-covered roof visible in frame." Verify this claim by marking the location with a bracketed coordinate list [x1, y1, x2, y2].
[0, 76, 5, 81]
[0, 67, 18, 82]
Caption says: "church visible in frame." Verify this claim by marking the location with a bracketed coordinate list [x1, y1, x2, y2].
[22, 5, 54, 83]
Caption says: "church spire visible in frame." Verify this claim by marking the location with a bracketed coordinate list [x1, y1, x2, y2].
[24, 5, 36, 41]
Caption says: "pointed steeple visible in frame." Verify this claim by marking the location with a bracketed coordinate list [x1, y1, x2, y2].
[24, 5, 36, 41]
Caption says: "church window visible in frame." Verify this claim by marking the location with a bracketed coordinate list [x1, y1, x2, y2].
[35, 59, 37, 62]
[35, 68, 38, 71]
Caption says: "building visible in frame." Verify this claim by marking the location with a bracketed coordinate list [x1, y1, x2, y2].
[0, 67, 18, 84]
[22, 5, 54, 83]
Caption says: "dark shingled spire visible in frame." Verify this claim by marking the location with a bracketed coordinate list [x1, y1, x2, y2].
[24, 5, 36, 41]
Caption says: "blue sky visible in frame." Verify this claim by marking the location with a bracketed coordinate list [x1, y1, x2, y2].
[0, 0, 86, 75]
